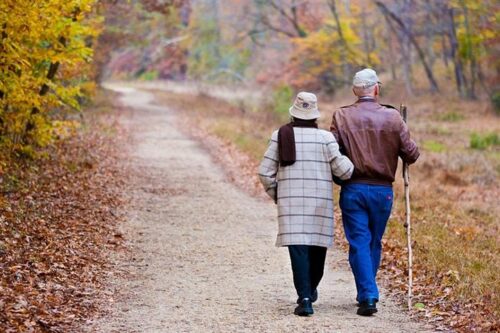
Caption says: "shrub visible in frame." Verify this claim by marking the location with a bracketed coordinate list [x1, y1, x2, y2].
[272, 85, 294, 120]
[0, 0, 99, 156]
[139, 70, 159, 81]
[491, 91, 500, 115]
[423, 140, 446, 153]
[470, 132, 499, 150]
[437, 111, 464, 122]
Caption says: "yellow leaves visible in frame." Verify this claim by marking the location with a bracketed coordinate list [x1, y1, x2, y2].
[52, 120, 81, 140]
[288, 15, 376, 90]
[0, 0, 100, 151]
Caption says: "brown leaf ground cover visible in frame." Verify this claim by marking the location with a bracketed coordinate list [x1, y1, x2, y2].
[0, 93, 126, 332]
[152, 86, 499, 333]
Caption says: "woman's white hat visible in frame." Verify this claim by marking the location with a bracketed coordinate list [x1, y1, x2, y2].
[289, 92, 320, 120]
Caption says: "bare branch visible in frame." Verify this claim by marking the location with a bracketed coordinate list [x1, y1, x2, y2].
[374, 0, 440, 92]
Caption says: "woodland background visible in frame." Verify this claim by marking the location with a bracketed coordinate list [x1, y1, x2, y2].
[0, 0, 499, 332]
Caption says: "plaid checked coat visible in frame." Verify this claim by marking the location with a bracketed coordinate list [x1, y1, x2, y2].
[259, 127, 354, 248]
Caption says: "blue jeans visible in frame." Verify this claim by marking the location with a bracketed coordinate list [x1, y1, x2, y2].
[340, 184, 393, 302]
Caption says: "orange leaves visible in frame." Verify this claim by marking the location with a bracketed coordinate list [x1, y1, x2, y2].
[0, 94, 125, 332]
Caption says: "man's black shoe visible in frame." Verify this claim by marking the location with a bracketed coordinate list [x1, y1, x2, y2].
[357, 298, 378, 316]
[296, 289, 318, 304]
[356, 298, 377, 307]
[294, 298, 314, 316]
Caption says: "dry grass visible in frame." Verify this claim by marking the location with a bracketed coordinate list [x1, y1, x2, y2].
[153, 91, 278, 161]
[151, 83, 499, 332]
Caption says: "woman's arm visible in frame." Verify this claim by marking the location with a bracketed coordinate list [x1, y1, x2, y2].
[258, 131, 279, 202]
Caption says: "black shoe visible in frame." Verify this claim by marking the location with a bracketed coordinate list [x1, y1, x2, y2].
[294, 298, 314, 316]
[356, 298, 377, 307]
[296, 289, 318, 304]
[357, 298, 378, 316]
[311, 289, 318, 303]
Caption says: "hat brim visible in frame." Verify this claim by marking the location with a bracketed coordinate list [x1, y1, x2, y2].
[289, 106, 320, 120]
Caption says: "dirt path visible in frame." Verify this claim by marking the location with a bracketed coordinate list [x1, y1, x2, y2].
[92, 85, 433, 333]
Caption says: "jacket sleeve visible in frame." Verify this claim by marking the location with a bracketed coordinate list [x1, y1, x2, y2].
[330, 110, 347, 155]
[398, 119, 420, 164]
[330, 112, 340, 141]
[324, 132, 354, 180]
[258, 131, 279, 202]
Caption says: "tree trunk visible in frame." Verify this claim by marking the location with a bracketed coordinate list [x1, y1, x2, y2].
[0, 23, 7, 101]
[290, 0, 306, 37]
[401, 35, 414, 95]
[441, 35, 449, 68]
[327, 0, 351, 84]
[425, 26, 436, 69]
[423, 0, 436, 69]
[461, 1, 477, 99]
[24, 6, 81, 136]
[360, 6, 372, 66]
[265, 0, 307, 38]
[375, 0, 440, 92]
[447, 7, 467, 98]
[383, 15, 397, 80]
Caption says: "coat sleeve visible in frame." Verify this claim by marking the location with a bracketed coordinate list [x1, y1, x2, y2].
[398, 119, 420, 164]
[258, 131, 279, 202]
[323, 131, 354, 180]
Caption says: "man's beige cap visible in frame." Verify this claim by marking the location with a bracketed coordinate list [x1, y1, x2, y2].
[353, 68, 381, 88]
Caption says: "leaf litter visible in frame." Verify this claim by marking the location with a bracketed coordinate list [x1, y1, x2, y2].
[0, 96, 127, 332]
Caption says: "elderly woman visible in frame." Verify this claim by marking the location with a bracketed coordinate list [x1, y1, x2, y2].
[258, 92, 354, 316]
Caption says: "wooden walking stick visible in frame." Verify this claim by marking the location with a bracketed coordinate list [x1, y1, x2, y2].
[400, 104, 413, 310]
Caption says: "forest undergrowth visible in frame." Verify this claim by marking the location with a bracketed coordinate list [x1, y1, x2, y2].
[0, 92, 126, 333]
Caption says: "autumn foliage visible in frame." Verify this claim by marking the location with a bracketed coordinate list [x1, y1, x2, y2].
[0, 0, 100, 157]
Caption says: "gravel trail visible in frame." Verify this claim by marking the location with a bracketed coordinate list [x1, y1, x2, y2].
[93, 84, 433, 333]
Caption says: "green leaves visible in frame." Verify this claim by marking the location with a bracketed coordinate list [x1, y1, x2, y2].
[414, 302, 425, 310]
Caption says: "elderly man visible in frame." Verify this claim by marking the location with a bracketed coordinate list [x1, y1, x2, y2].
[259, 92, 353, 316]
[330, 69, 420, 316]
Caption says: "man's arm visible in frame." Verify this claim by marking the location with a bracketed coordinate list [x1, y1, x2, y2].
[330, 110, 348, 156]
[330, 111, 340, 142]
[398, 119, 420, 164]
[258, 131, 279, 202]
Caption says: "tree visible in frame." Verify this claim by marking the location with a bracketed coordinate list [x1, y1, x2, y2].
[374, 0, 440, 93]
[0, 0, 100, 154]
[186, 0, 250, 82]
[251, 0, 308, 38]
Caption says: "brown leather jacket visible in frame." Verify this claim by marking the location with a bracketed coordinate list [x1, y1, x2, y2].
[330, 99, 420, 186]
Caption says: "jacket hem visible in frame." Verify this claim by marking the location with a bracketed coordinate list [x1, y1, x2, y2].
[344, 178, 393, 187]
[276, 240, 333, 248]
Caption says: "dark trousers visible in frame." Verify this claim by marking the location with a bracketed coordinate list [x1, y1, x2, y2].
[340, 184, 393, 302]
[288, 245, 327, 300]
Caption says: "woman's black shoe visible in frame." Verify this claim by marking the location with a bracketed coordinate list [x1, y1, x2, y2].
[311, 289, 318, 303]
[294, 298, 314, 316]
[357, 298, 378, 316]
[296, 289, 318, 304]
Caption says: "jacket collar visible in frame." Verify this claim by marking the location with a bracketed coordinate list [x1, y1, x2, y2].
[357, 97, 376, 103]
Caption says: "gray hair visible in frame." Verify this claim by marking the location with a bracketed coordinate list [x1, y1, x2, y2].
[353, 83, 377, 97]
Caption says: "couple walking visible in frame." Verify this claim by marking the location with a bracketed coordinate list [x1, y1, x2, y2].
[258, 68, 420, 317]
